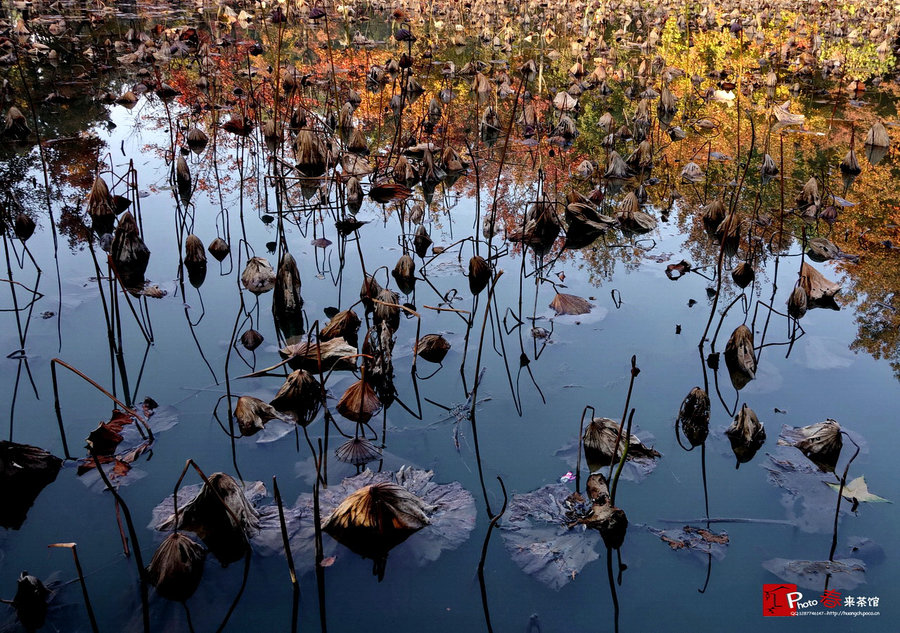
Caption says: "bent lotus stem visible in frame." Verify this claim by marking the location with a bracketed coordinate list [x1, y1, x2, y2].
[575, 405, 595, 494]
[50, 358, 153, 458]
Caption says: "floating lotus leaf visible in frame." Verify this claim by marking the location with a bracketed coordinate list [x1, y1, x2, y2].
[277, 468, 474, 577]
[646, 525, 729, 560]
[500, 483, 602, 590]
[12, 572, 50, 631]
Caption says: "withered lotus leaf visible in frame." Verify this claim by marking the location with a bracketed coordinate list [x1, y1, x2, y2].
[369, 182, 412, 203]
[359, 274, 382, 311]
[731, 262, 754, 288]
[701, 198, 726, 228]
[468, 255, 491, 295]
[778, 420, 843, 472]
[334, 437, 383, 465]
[582, 417, 661, 472]
[207, 237, 230, 261]
[323, 482, 431, 577]
[373, 288, 400, 332]
[4, 106, 30, 139]
[87, 176, 115, 233]
[806, 238, 841, 262]
[270, 370, 322, 426]
[725, 404, 767, 466]
[796, 177, 819, 209]
[273, 251, 303, 317]
[392, 253, 416, 294]
[111, 211, 150, 286]
[415, 334, 451, 363]
[583, 473, 628, 549]
[550, 293, 593, 316]
[184, 234, 206, 265]
[239, 329, 263, 351]
[157, 472, 260, 566]
[241, 257, 276, 294]
[320, 309, 361, 343]
[294, 129, 327, 177]
[788, 284, 808, 319]
[280, 337, 357, 371]
[0, 441, 62, 529]
[677, 387, 710, 448]
[147, 532, 207, 602]
[186, 127, 208, 151]
[864, 121, 890, 148]
[724, 325, 756, 390]
[604, 151, 631, 179]
[175, 156, 191, 192]
[840, 148, 861, 175]
[799, 262, 841, 304]
[336, 379, 382, 424]
[234, 396, 283, 436]
[680, 161, 704, 183]
[413, 224, 432, 258]
[13, 572, 49, 631]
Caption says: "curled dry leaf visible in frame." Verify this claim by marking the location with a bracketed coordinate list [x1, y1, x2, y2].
[270, 370, 322, 426]
[234, 396, 283, 437]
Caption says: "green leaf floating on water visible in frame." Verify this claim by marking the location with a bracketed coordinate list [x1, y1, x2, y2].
[826, 476, 891, 503]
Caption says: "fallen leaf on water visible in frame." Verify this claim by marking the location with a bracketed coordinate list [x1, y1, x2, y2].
[826, 476, 890, 504]
[550, 293, 592, 316]
[320, 556, 336, 567]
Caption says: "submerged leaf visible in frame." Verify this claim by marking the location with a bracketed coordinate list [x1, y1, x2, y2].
[762, 558, 865, 591]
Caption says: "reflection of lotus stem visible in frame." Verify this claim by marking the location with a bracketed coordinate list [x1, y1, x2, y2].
[477, 476, 507, 633]
[90, 450, 149, 633]
[273, 476, 300, 630]
[47, 543, 99, 633]
[828, 433, 860, 562]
